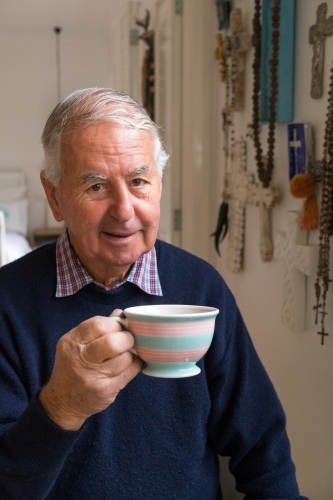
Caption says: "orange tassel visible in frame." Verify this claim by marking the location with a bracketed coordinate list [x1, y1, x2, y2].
[290, 174, 320, 231]
[290, 173, 315, 198]
[298, 193, 320, 230]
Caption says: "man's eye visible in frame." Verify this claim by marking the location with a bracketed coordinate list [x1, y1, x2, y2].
[131, 179, 145, 187]
[90, 184, 102, 192]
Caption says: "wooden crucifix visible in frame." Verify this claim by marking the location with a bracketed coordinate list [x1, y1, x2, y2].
[275, 211, 319, 332]
[309, 2, 333, 99]
[247, 161, 280, 262]
[135, 10, 155, 120]
[223, 139, 254, 273]
[228, 8, 251, 112]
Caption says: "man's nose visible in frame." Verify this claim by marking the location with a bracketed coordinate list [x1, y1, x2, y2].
[108, 186, 134, 222]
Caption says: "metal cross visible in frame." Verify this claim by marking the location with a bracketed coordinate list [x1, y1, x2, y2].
[309, 2, 333, 98]
[318, 326, 329, 345]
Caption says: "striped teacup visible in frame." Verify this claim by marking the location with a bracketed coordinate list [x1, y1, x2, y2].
[110, 304, 219, 378]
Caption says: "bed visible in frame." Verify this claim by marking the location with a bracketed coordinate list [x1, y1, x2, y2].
[0, 170, 32, 267]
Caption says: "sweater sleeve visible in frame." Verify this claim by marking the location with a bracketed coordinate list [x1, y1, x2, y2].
[205, 293, 308, 500]
[0, 394, 82, 499]
[0, 261, 82, 498]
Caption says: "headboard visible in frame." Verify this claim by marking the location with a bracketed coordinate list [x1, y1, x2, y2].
[0, 169, 26, 188]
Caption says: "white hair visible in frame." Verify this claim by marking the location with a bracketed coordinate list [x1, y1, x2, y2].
[41, 88, 169, 186]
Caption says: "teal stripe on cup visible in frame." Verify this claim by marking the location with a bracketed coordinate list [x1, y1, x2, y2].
[134, 333, 213, 350]
[130, 315, 213, 323]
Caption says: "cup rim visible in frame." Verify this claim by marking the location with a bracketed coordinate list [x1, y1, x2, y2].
[123, 304, 219, 318]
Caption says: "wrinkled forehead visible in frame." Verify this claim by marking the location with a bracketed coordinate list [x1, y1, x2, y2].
[62, 109, 153, 136]
[61, 120, 154, 152]
[59, 121, 157, 177]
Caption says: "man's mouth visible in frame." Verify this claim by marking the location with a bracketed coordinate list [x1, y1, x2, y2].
[101, 230, 138, 241]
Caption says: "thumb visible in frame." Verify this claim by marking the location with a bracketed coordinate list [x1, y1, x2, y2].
[109, 308, 125, 318]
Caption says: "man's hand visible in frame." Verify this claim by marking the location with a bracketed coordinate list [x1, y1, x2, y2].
[39, 309, 142, 431]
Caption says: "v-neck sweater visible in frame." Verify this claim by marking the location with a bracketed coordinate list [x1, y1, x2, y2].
[0, 240, 305, 499]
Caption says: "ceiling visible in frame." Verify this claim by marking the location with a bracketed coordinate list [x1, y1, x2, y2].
[0, 0, 127, 38]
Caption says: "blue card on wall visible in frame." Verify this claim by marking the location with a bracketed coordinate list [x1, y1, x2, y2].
[288, 123, 314, 180]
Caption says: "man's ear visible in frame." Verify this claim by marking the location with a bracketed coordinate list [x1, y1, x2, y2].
[158, 175, 163, 200]
[40, 172, 64, 222]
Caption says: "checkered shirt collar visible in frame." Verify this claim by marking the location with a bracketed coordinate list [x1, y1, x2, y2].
[55, 230, 163, 297]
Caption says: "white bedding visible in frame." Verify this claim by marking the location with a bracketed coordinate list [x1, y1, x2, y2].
[0, 169, 32, 267]
[4, 230, 32, 264]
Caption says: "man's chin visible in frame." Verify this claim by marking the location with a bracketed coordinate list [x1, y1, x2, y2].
[100, 246, 147, 268]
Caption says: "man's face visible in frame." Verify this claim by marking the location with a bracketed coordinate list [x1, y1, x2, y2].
[42, 121, 162, 286]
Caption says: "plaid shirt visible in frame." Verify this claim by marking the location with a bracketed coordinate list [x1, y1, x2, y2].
[55, 230, 163, 297]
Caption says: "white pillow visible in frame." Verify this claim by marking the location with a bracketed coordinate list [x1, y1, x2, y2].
[0, 198, 29, 236]
[4, 231, 32, 263]
[0, 186, 27, 202]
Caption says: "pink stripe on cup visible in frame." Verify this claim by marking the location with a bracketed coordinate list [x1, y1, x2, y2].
[128, 319, 215, 336]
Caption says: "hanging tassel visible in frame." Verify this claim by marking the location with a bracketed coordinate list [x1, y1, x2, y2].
[290, 174, 319, 231]
[211, 200, 229, 256]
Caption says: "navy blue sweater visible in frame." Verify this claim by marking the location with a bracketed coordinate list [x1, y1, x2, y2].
[0, 240, 306, 499]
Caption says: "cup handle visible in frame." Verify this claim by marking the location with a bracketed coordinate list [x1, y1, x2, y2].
[109, 315, 137, 356]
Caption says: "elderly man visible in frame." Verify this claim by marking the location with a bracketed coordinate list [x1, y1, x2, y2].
[0, 89, 307, 500]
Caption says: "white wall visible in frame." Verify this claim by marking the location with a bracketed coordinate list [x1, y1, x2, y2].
[1, 1, 332, 497]
[181, 0, 214, 259]
[0, 32, 110, 233]
[206, 1, 333, 498]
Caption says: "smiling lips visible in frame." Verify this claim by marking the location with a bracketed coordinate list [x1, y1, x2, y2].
[101, 229, 140, 240]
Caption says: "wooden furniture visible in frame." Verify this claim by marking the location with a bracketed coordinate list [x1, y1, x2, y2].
[30, 227, 64, 249]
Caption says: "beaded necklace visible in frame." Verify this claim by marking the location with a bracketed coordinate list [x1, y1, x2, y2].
[251, 0, 281, 188]
[314, 64, 333, 344]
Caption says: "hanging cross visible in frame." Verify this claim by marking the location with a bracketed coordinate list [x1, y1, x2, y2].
[315, 278, 332, 344]
[247, 164, 280, 262]
[227, 8, 251, 112]
[224, 139, 254, 272]
[215, 33, 227, 83]
[309, 2, 333, 99]
[318, 323, 329, 345]
[275, 211, 319, 332]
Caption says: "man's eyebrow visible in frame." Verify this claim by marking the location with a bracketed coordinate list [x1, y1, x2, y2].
[125, 164, 151, 177]
[77, 165, 151, 185]
[79, 172, 108, 184]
